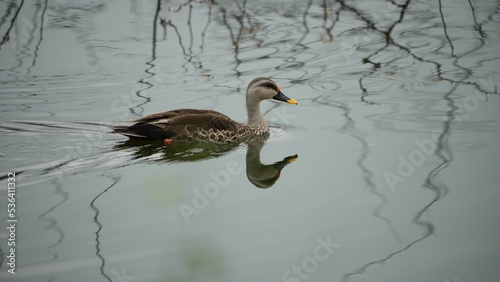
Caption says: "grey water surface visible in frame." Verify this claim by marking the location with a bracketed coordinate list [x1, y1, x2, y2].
[1, 0, 499, 281]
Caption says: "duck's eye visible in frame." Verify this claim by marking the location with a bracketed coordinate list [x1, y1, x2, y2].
[261, 82, 278, 92]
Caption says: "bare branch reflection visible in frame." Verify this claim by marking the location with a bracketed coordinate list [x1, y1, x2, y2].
[27, 0, 48, 74]
[130, 0, 161, 117]
[31, 178, 68, 279]
[90, 177, 120, 282]
[0, 0, 25, 47]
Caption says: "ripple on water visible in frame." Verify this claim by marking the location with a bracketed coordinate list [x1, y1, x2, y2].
[0, 120, 120, 180]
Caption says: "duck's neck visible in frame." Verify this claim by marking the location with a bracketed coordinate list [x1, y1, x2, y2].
[246, 98, 267, 128]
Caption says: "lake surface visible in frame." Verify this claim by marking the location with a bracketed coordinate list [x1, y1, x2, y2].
[1, 0, 499, 281]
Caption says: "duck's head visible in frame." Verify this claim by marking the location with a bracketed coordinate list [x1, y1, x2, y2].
[246, 77, 298, 105]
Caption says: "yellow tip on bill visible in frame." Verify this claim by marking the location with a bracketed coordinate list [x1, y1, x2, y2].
[287, 99, 298, 105]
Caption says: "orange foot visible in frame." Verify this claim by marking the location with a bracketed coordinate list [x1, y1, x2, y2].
[163, 138, 173, 145]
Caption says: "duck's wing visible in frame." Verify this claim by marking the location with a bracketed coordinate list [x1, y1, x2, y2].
[113, 109, 241, 141]
[134, 109, 217, 123]
[155, 111, 241, 135]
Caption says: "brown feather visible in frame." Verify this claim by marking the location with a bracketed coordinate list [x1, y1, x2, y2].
[135, 109, 220, 123]
[114, 109, 243, 142]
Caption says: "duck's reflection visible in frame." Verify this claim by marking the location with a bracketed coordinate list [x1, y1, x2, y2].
[245, 138, 297, 189]
[113, 136, 297, 188]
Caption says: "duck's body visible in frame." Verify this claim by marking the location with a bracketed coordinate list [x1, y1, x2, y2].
[113, 108, 266, 143]
[112, 77, 297, 143]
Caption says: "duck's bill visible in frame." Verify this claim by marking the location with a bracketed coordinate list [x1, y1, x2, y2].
[273, 91, 298, 105]
[285, 154, 298, 163]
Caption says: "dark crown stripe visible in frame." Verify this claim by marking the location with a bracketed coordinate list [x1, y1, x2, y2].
[254, 78, 277, 91]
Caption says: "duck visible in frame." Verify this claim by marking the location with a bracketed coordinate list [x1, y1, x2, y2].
[112, 77, 298, 143]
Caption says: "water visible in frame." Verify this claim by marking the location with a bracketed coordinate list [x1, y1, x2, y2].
[1, 0, 499, 281]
